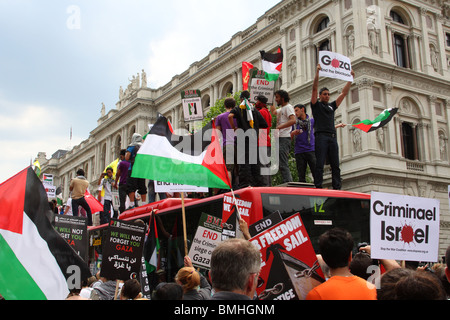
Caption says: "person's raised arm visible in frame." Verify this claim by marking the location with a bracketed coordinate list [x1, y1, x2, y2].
[311, 64, 321, 105]
[335, 69, 355, 108]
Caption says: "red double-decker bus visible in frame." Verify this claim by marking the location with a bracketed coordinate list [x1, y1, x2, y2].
[88, 184, 371, 283]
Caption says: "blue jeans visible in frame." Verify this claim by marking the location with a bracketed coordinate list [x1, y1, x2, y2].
[314, 133, 341, 190]
[279, 137, 293, 183]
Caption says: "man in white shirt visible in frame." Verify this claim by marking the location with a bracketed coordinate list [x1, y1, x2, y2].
[270, 90, 296, 183]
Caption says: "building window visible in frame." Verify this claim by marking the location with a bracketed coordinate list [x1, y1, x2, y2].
[446, 33, 450, 47]
[394, 34, 408, 68]
[401, 122, 418, 160]
[390, 11, 405, 24]
[316, 17, 330, 33]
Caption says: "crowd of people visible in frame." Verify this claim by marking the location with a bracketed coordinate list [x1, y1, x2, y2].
[56, 64, 351, 225]
[63, 226, 450, 301]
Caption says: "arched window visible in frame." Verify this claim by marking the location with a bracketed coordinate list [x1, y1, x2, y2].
[390, 10, 410, 68]
[316, 17, 330, 33]
[390, 11, 405, 25]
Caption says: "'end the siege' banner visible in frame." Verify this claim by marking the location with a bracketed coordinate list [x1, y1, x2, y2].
[370, 192, 440, 262]
[250, 213, 324, 300]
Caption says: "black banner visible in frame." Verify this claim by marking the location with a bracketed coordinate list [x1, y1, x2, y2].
[54, 215, 88, 262]
[100, 219, 146, 281]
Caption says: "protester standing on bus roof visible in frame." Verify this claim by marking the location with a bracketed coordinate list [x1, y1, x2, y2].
[311, 64, 354, 190]
[114, 149, 130, 214]
[216, 97, 238, 189]
[255, 95, 272, 186]
[228, 91, 268, 188]
[125, 133, 147, 208]
[69, 168, 93, 226]
[270, 90, 295, 184]
[98, 167, 115, 224]
[291, 104, 316, 184]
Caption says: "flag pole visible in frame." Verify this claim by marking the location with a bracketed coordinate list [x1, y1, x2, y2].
[181, 192, 188, 256]
[230, 188, 242, 221]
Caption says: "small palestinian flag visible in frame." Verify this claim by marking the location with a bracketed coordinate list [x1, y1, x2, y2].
[260, 46, 283, 82]
[240, 98, 254, 128]
[0, 167, 91, 300]
[352, 108, 398, 133]
[144, 212, 160, 273]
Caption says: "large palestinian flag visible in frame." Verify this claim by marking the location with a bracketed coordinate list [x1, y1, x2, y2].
[0, 167, 91, 300]
[352, 108, 398, 133]
[131, 116, 231, 190]
[260, 46, 283, 82]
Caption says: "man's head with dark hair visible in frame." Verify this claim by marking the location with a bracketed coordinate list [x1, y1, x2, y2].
[318, 87, 330, 103]
[224, 97, 236, 110]
[240, 90, 250, 101]
[319, 228, 354, 269]
[274, 90, 290, 103]
[76, 169, 85, 176]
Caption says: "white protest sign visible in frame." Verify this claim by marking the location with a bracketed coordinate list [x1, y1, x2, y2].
[44, 184, 56, 198]
[318, 51, 353, 82]
[188, 213, 222, 269]
[249, 69, 275, 104]
[181, 89, 203, 122]
[370, 192, 440, 262]
[154, 180, 208, 193]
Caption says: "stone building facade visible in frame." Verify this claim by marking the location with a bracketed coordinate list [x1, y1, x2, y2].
[37, 0, 450, 258]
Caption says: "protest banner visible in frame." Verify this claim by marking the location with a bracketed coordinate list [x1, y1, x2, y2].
[221, 194, 250, 240]
[250, 213, 324, 300]
[249, 68, 275, 104]
[181, 89, 203, 122]
[318, 51, 354, 82]
[154, 180, 208, 193]
[370, 191, 440, 262]
[54, 215, 88, 262]
[248, 211, 283, 238]
[188, 213, 222, 269]
[100, 219, 146, 281]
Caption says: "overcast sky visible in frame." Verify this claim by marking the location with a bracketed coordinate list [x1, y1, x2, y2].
[0, 0, 280, 183]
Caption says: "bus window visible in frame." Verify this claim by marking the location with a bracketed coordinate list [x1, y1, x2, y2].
[260, 193, 370, 252]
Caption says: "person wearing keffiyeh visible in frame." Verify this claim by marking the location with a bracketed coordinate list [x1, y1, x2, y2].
[291, 104, 316, 184]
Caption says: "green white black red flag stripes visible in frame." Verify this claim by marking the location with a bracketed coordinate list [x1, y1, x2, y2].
[131, 116, 231, 190]
[0, 167, 91, 300]
[352, 108, 398, 133]
[260, 46, 283, 82]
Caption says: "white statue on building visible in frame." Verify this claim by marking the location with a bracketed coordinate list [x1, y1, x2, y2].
[141, 69, 147, 88]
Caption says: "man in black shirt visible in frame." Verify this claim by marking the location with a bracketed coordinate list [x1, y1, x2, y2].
[311, 64, 354, 190]
[229, 91, 268, 188]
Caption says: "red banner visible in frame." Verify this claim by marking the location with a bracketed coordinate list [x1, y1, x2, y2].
[242, 61, 254, 91]
[250, 213, 325, 300]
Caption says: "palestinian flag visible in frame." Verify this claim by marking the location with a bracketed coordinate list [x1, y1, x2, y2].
[131, 116, 231, 189]
[240, 98, 254, 128]
[144, 212, 160, 273]
[260, 46, 283, 82]
[352, 108, 398, 133]
[0, 167, 91, 300]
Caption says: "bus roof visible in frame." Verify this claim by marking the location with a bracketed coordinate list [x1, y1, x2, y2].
[87, 186, 370, 231]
